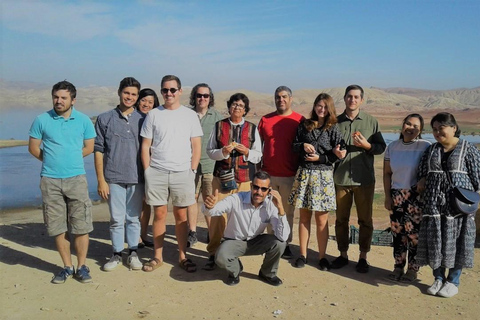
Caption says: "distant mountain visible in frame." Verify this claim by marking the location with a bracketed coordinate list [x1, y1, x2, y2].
[1, 79, 479, 116]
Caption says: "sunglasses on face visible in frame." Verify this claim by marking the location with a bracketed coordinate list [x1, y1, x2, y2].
[161, 88, 179, 94]
[196, 93, 210, 99]
[252, 184, 270, 192]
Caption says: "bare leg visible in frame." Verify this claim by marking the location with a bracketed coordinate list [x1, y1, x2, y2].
[55, 232, 72, 267]
[139, 200, 151, 241]
[173, 206, 188, 262]
[187, 203, 197, 233]
[298, 208, 312, 258]
[152, 205, 167, 262]
[315, 211, 329, 260]
[74, 233, 89, 268]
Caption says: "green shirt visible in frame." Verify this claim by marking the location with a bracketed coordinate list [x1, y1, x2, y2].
[191, 106, 223, 174]
[334, 110, 386, 186]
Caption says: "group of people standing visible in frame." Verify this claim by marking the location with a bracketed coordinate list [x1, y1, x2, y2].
[29, 77, 479, 298]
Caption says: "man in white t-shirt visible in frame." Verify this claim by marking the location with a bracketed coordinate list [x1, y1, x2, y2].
[140, 75, 203, 273]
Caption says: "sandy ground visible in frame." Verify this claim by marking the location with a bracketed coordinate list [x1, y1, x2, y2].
[1, 202, 479, 320]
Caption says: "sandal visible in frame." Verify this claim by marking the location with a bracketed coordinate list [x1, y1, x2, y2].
[387, 267, 404, 281]
[179, 258, 197, 273]
[400, 269, 417, 282]
[294, 255, 307, 268]
[142, 258, 163, 272]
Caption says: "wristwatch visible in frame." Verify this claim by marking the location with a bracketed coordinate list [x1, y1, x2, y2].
[192, 169, 197, 174]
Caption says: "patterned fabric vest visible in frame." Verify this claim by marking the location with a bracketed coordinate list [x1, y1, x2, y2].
[214, 118, 256, 183]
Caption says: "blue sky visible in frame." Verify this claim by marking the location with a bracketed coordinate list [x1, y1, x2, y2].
[1, 0, 479, 92]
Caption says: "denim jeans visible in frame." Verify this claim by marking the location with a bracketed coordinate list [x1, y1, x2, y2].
[108, 183, 144, 252]
[433, 266, 462, 286]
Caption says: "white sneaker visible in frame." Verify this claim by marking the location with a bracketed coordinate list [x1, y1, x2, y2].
[103, 254, 122, 271]
[127, 252, 142, 271]
[436, 281, 459, 298]
[426, 279, 443, 296]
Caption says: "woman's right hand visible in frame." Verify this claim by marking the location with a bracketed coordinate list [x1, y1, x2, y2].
[303, 143, 316, 154]
[222, 144, 235, 157]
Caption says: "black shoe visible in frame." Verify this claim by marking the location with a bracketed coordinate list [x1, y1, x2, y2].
[187, 230, 198, 248]
[331, 256, 349, 269]
[281, 245, 294, 260]
[202, 255, 216, 271]
[258, 271, 283, 286]
[294, 255, 307, 268]
[318, 258, 331, 271]
[225, 274, 240, 286]
[355, 258, 370, 273]
[238, 258, 243, 273]
[141, 238, 154, 248]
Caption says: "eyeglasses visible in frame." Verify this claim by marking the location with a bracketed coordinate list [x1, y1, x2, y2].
[161, 88, 179, 95]
[196, 93, 210, 99]
[231, 103, 245, 109]
[252, 184, 270, 192]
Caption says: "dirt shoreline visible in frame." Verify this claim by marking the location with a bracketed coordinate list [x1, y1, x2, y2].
[1, 202, 479, 320]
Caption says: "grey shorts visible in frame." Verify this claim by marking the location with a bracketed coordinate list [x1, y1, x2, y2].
[145, 167, 196, 207]
[195, 173, 214, 201]
[40, 175, 93, 237]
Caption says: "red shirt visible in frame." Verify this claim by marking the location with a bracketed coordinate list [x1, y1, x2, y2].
[258, 111, 305, 177]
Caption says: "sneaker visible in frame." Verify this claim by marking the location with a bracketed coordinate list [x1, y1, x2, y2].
[437, 282, 459, 298]
[355, 258, 370, 273]
[187, 230, 198, 248]
[51, 266, 74, 284]
[318, 258, 331, 271]
[281, 245, 294, 260]
[103, 254, 122, 271]
[331, 255, 349, 269]
[427, 279, 444, 296]
[127, 252, 143, 271]
[74, 265, 92, 283]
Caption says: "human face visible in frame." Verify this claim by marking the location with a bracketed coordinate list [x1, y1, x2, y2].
[314, 100, 328, 119]
[274, 90, 293, 115]
[432, 121, 457, 145]
[161, 80, 182, 107]
[228, 100, 246, 120]
[251, 178, 271, 207]
[401, 117, 422, 142]
[52, 89, 76, 116]
[344, 89, 364, 113]
[119, 86, 139, 109]
[138, 95, 155, 114]
[195, 87, 210, 110]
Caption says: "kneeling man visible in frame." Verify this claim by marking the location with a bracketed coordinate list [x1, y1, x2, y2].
[203, 171, 289, 286]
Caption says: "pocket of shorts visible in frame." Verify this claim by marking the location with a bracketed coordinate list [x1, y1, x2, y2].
[42, 203, 50, 226]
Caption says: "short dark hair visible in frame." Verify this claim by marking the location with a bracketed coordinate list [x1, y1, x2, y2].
[254, 170, 271, 182]
[344, 84, 364, 99]
[399, 113, 425, 140]
[136, 88, 160, 110]
[189, 83, 215, 108]
[430, 112, 461, 137]
[274, 86, 292, 97]
[227, 93, 250, 116]
[52, 80, 76, 99]
[161, 75, 181, 89]
[118, 77, 141, 95]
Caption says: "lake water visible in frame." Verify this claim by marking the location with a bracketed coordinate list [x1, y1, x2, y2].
[1, 133, 479, 210]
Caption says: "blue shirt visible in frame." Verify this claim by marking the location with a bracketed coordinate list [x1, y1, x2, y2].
[29, 108, 96, 179]
[94, 107, 145, 184]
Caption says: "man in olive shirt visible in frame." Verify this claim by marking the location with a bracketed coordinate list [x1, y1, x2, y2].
[332, 84, 386, 273]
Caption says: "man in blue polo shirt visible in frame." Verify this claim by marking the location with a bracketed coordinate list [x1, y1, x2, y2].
[29, 80, 96, 284]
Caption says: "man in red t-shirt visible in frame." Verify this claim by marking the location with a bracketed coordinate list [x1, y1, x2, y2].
[258, 86, 305, 259]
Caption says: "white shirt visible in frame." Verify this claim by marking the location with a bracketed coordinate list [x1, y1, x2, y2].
[203, 191, 290, 242]
[140, 105, 203, 171]
[206, 118, 262, 164]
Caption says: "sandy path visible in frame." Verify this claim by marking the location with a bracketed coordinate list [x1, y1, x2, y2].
[1, 203, 479, 320]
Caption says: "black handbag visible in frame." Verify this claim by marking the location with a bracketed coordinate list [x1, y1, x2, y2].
[448, 186, 480, 216]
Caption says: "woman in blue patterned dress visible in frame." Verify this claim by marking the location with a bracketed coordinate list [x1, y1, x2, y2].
[289, 93, 345, 270]
[417, 112, 480, 298]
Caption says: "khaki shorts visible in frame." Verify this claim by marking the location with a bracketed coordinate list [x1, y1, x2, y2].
[195, 173, 214, 201]
[40, 175, 93, 237]
[145, 167, 196, 207]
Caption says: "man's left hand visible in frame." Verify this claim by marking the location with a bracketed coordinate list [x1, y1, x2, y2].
[234, 143, 249, 156]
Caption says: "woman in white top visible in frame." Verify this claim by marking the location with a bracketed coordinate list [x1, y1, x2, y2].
[383, 113, 431, 281]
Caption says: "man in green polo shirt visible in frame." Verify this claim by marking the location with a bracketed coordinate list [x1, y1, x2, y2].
[331, 84, 386, 273]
